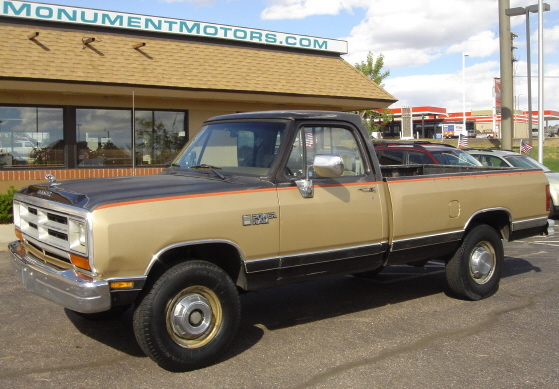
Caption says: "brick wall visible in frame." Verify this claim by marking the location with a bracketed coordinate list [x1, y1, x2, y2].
[0, 167, 163, 192]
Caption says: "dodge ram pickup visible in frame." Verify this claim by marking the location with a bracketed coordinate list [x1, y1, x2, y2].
[9, 111, 553, 371]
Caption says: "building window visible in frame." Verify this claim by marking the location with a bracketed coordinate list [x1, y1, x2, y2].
[0, 106, 64, 168]
[1, 106, 187, 170]
[135, 110, 187, 165]
[76, 109, 133, 166]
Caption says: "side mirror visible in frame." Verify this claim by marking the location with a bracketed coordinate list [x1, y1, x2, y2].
[313, 154, 344, 178]
[295, 155, 344, 198]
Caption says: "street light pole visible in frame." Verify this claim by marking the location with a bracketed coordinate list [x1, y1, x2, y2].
[499, 0, 514, 150]
[463, 53, 468, 134]
[505, 2, 550, 161]
[525, 7, 534, 148]
[537, 0, 545, 163]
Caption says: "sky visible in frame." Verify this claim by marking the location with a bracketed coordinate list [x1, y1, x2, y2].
[25, 0, 559, 115]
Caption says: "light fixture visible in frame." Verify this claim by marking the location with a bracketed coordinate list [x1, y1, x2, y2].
[28, 32, 39, 40]
[132, 42, 146, 49]
[82, 37, 96, 44]
[505, 2, 550, 162]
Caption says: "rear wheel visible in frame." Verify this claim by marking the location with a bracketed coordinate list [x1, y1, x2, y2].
[446, 224, 503, 300]
[133, 260, 241, 371]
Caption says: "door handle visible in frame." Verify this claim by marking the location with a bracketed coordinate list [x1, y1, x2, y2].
[359, 187, 376, 193]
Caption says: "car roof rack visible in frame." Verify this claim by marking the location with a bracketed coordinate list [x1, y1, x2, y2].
[464, 148, 515, 152]
[373, 141, 456, 149]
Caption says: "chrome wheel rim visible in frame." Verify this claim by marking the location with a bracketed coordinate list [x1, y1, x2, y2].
[469, 241, 496, 285]
[166, 286, 222, 348]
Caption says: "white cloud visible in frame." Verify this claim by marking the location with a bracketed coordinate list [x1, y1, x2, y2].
[160, 0, 214, 5]
[341, 0, 499, 70]
[262, 0, 559, 113]
[384, 61, 500, 112]
[261, 0, 369, 20]
[446, 30, 499, 58]
[543, 25, 559, 55]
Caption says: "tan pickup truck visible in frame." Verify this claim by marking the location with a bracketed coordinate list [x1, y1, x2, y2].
[9, 111, 553, 371]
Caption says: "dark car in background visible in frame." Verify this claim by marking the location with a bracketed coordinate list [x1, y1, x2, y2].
[373, 141, 482, 166]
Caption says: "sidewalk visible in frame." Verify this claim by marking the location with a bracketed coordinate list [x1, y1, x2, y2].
[0, 224, 15, 251]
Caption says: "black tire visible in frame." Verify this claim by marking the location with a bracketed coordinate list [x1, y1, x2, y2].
[71, 304, 131, 321]
[133, 260, 241, 372]
[446, 224, 504, 301]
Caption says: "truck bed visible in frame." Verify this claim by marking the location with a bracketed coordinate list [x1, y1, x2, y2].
[380, 164, 512, 178]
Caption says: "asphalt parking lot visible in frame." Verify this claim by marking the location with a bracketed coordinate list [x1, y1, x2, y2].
[1, 228, 558, 389]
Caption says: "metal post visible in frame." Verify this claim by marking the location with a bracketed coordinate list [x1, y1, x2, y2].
[537, 0, 544, 163]
[499, 0, 514, 150]
[463, 53, 468, 134]
[526, 8, 533, 148]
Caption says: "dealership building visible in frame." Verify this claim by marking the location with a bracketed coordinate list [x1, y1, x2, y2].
[0, 0, 396, 191]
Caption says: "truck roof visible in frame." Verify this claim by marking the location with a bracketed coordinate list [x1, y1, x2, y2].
[206, 110, 364, 126]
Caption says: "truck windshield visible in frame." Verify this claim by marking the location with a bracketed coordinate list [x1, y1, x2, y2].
[172, 121, 287, 176]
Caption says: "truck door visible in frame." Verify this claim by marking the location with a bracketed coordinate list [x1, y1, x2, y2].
[276, 124, 389, 282]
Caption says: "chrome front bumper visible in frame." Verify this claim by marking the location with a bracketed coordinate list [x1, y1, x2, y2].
[9, 240, 111, 314]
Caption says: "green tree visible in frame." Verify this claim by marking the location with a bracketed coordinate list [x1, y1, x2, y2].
[354, 51, 390, 87]
[353, 51, 393, 135]
[135, 118, 183, 164]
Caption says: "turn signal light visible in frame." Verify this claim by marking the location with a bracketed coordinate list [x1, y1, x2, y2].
[110, 281, 134, 289]
[70, 254, 92, 271]
[14, 242, 27, 257]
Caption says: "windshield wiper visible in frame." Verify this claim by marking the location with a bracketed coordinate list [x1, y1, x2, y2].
[190, 164, 226, 180]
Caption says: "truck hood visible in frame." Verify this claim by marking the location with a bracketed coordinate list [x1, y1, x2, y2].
[20, 171, 274, 211]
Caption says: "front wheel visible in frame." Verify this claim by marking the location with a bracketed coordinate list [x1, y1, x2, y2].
[133, 261, 241, 372]
[445, 224, 504, 301]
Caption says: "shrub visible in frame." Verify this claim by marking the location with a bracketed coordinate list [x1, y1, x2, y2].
[0, 186, 17, 224]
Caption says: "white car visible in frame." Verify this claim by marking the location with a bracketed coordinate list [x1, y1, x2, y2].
[0, 140, 36, 160]
[466, 148, 559, 217]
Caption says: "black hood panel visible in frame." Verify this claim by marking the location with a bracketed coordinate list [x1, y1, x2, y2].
[21, 173, 274, 211]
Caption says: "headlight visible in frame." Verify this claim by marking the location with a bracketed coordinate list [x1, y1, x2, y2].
[13, 202, 22, 228]
[69, 219, 88, 255]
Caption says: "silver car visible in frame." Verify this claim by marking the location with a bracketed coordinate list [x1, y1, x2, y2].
[466, 148, 559, 217]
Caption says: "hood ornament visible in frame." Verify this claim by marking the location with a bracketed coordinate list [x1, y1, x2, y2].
[45, 174, 60, 188]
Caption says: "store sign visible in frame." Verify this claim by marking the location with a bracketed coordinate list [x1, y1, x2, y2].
[1, 0, 348, 54]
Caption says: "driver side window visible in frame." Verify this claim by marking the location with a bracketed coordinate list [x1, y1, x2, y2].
[285, 126, 366, 178]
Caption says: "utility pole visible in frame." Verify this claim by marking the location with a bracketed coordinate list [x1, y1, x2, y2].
[499, 0, 514, 150]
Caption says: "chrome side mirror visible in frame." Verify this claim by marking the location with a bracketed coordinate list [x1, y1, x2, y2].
[295, 178, 314, 198]
[295, 155, 344, 198]
[313, 154, 344, 178]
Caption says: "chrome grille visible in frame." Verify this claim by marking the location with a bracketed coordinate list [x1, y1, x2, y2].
[14, 200, 89, 256]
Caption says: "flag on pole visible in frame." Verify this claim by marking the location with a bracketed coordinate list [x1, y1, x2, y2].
[520, 139, 533, 154]
[305, 131, 314, 147]
[458, 134, 468, 148]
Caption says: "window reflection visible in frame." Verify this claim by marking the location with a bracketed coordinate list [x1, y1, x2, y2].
[0, 107, 63, 168]
[76, 109, 132, 166]
[1, 106, 187, 169]
[135, 111, 186, 165]
[286, 126, 366, 178]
